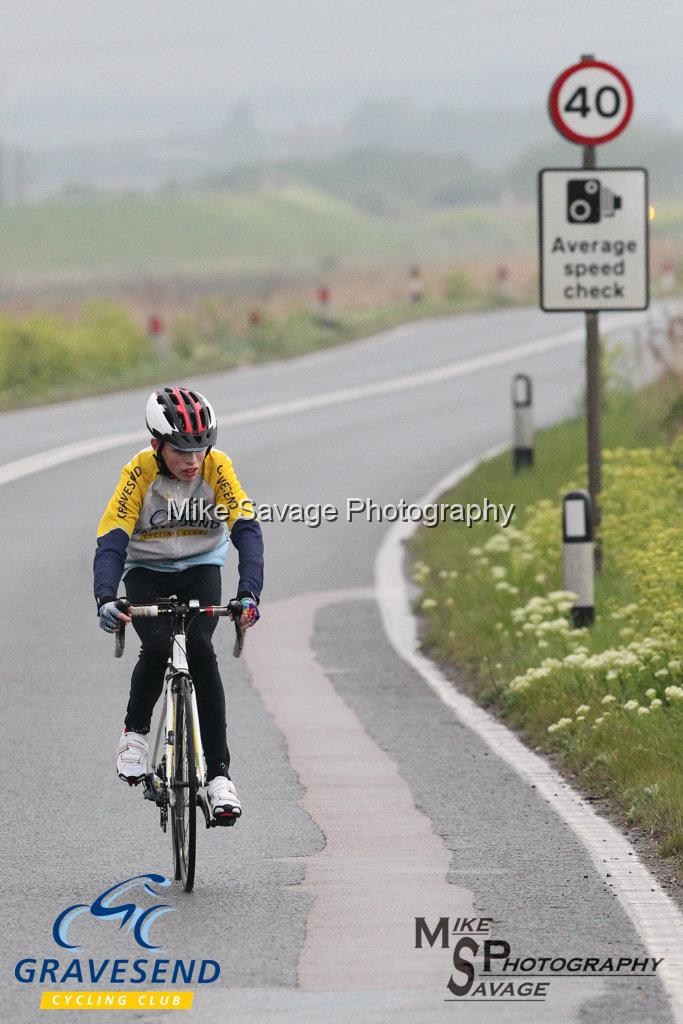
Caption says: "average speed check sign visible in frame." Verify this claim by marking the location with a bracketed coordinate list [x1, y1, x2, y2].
[539, 168, 649, 312]
[549, 60, 633, 145]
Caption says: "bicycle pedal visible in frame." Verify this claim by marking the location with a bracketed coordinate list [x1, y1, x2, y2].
[143, 775, 165, 805]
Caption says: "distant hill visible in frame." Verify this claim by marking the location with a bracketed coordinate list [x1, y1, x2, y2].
[203, 129, 683, 211]
[0, 185, 533, 289]
[204, 147, 498, 216]
[3, 130, 683, 289]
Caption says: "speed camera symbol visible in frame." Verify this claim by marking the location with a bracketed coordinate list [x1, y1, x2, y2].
[567, 179, 622, 223]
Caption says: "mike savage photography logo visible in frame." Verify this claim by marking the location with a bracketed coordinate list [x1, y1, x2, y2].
[163, 495, 516, 530]
[15, 874, 221, 1011]
[415, 916, 664, 1003]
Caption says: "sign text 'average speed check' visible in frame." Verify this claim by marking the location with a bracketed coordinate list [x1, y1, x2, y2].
[538, 168, 648, 312]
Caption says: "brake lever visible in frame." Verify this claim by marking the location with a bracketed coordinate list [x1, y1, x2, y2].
[113, 598, 131, 659]
[228, 598, 245, 658]
[114, 623, 125, 658]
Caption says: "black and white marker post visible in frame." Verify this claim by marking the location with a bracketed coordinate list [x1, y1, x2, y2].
[512, 373, 534, 470]
[562, 489, 595, 627]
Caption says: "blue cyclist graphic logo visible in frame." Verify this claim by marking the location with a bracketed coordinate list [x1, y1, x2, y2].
[53, 874, 175, 951]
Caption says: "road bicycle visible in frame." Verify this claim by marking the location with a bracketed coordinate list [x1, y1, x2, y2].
[114, 596, 244, 892]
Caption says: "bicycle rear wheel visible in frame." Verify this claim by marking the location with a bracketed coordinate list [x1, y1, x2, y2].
[171, 677, 197, 892]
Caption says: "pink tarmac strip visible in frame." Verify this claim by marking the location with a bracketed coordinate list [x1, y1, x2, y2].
[243, 589, 472, 992]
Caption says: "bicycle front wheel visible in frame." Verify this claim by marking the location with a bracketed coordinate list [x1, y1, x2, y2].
[171, 677, 197, 892]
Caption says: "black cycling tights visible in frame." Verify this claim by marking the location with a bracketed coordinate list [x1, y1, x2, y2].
[123, 564, 230, 780]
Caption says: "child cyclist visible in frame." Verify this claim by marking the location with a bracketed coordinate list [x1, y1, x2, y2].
[93, 386, 263, 821]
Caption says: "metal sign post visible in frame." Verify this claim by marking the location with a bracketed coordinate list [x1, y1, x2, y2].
[582, 137, 602, 566]
[543, 54, 647, 570]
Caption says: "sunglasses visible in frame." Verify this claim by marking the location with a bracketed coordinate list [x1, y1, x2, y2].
[168, 445, 209, 456]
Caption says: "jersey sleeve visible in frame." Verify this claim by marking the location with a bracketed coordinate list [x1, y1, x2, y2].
[93, 452, 154, 604]
[231, 518, 264, 601]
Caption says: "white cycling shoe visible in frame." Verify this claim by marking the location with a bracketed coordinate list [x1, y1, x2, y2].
[207, 776, 242, 820]
[116, 730, 149, 786]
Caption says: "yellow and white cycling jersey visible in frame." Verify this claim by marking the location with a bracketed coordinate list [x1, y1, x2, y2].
[94, 448, 262, 603]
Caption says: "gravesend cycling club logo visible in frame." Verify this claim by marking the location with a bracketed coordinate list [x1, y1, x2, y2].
[53, 874, 174, 951]
[15, 873, 221, 1009]
[415, 916, 665, 1003]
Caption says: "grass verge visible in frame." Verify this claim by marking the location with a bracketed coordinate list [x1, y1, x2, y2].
[0, 292, 513, 410]
[411, 387, 683, 876]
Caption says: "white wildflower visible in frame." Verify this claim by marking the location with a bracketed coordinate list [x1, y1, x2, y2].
[548, 717, 573, 733]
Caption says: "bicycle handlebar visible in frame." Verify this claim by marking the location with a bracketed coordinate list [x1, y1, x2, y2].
[113, 598, 245, 659]
[125, 601, 240, 618]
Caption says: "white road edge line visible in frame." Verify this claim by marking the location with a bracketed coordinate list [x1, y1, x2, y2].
[0, 313, 646, 488]
[374, 445, 683, 1024]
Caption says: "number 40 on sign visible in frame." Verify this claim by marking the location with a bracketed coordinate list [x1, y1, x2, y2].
[549, 59, 634, 146]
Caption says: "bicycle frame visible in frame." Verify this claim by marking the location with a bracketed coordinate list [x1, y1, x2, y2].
[115, 595, 244, 851]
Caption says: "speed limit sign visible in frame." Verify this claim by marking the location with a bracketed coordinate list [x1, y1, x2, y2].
[549, 60, 633, 145]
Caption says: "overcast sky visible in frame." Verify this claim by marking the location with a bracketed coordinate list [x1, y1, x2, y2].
[3, 0, 681, 143]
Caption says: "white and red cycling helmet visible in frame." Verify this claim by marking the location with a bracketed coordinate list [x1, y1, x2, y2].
[145, 387, 217, 451]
